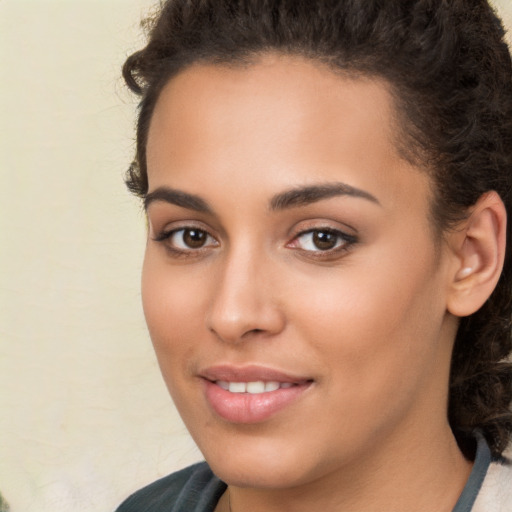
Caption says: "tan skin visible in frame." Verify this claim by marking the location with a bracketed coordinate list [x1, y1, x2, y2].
[142, 54, 506, 511]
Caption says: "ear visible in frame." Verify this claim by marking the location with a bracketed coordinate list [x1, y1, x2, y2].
[446, 191, 507, 317]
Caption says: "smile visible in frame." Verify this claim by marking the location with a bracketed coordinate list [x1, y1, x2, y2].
[199, 366, 313, 423]
[215, 380, 295, 394]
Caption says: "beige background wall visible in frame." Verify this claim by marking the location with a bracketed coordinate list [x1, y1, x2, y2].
[1, 1, 511, 511]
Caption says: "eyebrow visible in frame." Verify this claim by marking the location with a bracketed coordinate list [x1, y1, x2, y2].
[269, 182, 380, 210]
[144, 187, 212, 213]
[144, 182, 380, 213]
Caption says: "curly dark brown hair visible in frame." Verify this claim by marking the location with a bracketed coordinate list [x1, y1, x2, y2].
[122, 0, 512, 457]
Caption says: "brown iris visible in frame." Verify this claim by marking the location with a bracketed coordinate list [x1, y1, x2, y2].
[183, 229, 207, 248]
[312, 231, 339, 250]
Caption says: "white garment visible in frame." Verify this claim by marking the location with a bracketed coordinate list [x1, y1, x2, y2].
[473, 443, 512, 512]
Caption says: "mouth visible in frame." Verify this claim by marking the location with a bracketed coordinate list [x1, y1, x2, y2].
[199, 365, 313, 423]
[215, 380, 299, 393]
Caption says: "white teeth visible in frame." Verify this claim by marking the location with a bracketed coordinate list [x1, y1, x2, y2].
[228, 382, 247, 393]
[246, 381, 265, 394]
[217, 380, 229, 390]
[265, 381, 280, 392]
[218, 380, 295, 393]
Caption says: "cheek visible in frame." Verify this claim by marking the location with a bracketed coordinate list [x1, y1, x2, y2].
[141, 251, 205, 373]
[290, 239, 445, 406]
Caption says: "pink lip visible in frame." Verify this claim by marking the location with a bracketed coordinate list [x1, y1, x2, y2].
[200, 364, 310, 383]
[200, 365, 313, 424]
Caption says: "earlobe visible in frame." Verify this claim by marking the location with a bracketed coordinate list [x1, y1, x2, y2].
[447, 191, 507, 318]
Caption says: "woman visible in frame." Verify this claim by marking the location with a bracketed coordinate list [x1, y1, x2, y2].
[116, 1, 512, 511]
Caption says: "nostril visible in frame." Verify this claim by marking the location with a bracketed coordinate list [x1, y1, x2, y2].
[244, 328, 264, 336]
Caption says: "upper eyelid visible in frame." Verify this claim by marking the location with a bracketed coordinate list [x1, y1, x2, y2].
[291, 227, 357, 244]
[289, 220, 358, 239]
[294, 216, 357, 231]
[295, 226, 350, 236]
[155, 226, 217, 242]
[151, 219, 216, 237]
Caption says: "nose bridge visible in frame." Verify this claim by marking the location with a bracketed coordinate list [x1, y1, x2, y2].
[206, 240, 284, 343]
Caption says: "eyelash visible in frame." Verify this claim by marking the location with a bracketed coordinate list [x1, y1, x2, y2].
[289, 228, 357, 258]
[153, 226, 357, 259]
[153, 227, 218, 257]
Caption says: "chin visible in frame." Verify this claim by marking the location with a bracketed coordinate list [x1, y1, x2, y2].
[195, 429, 329, 489]
[209, 456, 311, 489]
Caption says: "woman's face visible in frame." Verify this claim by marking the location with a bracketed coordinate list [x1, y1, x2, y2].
[143, 55, 459, 488]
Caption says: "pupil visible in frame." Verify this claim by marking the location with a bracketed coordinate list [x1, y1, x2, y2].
[313, 231, 337, 250]
[184, 229, 206, 248]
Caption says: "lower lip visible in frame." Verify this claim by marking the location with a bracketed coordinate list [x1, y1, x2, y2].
[203, 380, 311, 424]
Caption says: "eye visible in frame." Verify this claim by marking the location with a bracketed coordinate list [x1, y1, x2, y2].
[154, 227, 218, 251]
[290, 228, 356, 253]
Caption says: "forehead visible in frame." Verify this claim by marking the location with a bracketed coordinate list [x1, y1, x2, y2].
[148, 54, 397, 159]
[146, 54, 432, 219]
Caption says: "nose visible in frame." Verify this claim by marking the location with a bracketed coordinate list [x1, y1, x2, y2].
[205, 247, 286, 344]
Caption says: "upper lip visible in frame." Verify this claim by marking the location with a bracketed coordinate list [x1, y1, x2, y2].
[199, 364, 312, 384]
